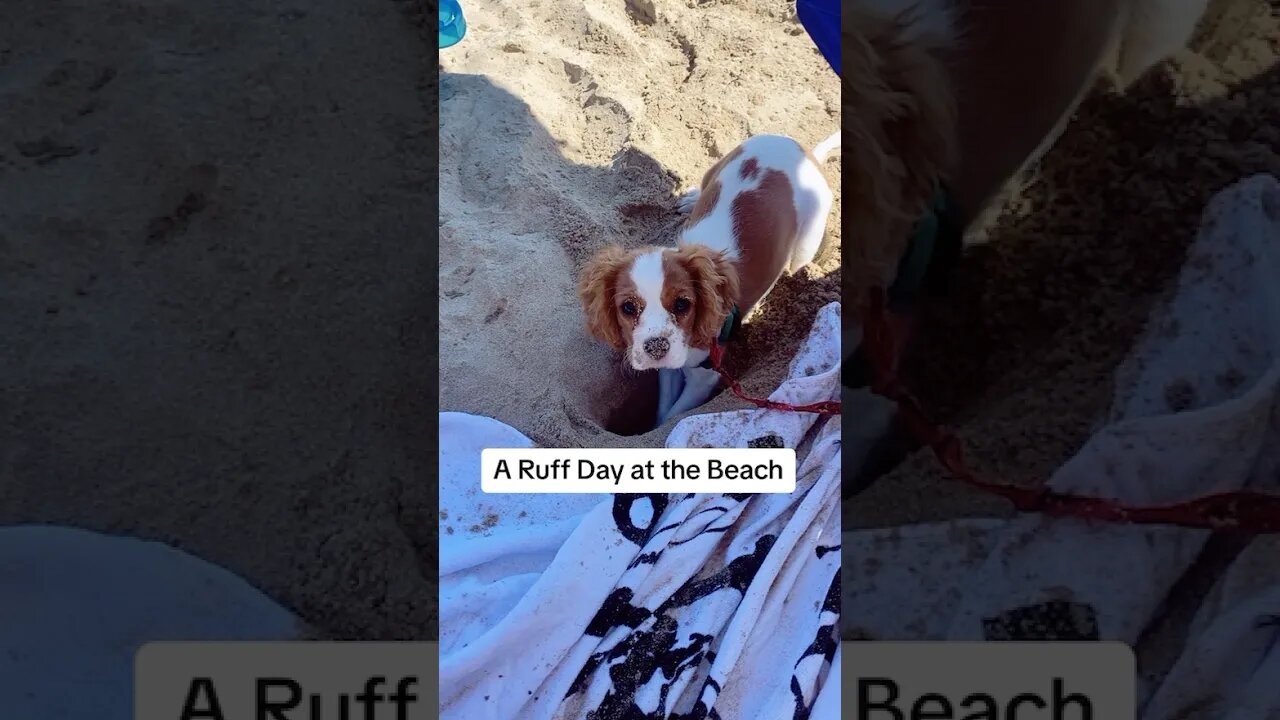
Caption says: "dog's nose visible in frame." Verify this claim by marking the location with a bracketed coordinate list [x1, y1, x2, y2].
[643, 336, 670, 360]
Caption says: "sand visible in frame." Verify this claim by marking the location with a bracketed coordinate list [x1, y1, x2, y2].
[437, 0, 841, 446]
[1, 0, 438, 638]
[0, 0, 835, 643]
[2, 0, 1274, 650]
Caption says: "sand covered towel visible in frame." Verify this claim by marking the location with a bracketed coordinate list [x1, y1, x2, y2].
[842, 175, 1280, 717]
[439, 304, 841, 719]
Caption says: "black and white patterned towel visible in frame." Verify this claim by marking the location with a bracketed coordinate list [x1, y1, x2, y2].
[842, 176, 1280, 718]
[439, 303, 842, 719]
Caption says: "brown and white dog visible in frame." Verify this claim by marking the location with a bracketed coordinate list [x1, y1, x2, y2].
[578, 132, 840, 422]
[841, 0, 1213, 317]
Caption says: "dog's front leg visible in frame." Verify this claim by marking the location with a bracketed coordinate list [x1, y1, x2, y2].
[656, 368, 685, 426]
[659, 367, 721, 425]
[675, 188, 700, 214]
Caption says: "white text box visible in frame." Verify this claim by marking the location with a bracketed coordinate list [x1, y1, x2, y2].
[481, 448, 796, 493]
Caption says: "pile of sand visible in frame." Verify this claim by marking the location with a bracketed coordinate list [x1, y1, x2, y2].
[437, 0, 841, 446]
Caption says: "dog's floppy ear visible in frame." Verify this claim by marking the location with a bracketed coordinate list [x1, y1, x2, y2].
[843, 9, 957, 312]
[577, 245, 632, 350]
[672, 245, 740, 349]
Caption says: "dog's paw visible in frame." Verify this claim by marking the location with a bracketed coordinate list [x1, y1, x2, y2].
[675, 188, 699, 214]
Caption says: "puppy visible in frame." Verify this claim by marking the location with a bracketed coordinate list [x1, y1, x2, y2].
[579, 132, 840, 423]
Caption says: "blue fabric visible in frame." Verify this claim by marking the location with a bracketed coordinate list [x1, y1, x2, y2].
[796, 0, 839, 76]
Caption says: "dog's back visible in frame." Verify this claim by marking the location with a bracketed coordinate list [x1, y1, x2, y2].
[680, 134, 834, 312]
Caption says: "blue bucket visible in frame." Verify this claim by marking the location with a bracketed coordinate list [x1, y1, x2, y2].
[440, 0, 467, 49]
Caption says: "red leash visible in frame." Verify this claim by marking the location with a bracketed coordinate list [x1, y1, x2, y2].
[860, 288, 1280, 534]
[707, 340, 841, 415]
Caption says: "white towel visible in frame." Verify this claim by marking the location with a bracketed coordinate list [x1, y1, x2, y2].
[439, 302, 842, 719]
[842, 175, 1280, 716]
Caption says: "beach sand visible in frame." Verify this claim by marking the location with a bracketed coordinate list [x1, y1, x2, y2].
[437, 0, 842, 446]
[1, 0, 438, 638]
[0, 0, 836, 641]
[1, 0, 1275, 645]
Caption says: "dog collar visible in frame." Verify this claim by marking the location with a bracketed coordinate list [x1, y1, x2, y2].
[886, 183, 964, 312]
[697, 305, 741, 370]
[843, 183, 963, 390]
[718, 304, 741, 344]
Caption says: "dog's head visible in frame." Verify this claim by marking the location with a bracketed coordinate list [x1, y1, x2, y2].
[578, 244, 739, 370]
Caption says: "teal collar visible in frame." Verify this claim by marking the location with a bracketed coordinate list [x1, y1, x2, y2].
[886, 183, 963, 312]
[843, 183, 963, 391]
[718, 304, 741, 344]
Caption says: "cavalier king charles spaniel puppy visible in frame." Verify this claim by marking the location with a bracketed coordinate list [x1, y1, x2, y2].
[578, 132, 840, 424]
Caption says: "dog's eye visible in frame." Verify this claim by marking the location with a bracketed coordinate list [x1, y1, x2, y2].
[672, 297, 691, 314]
[621, 301, 637, 316]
